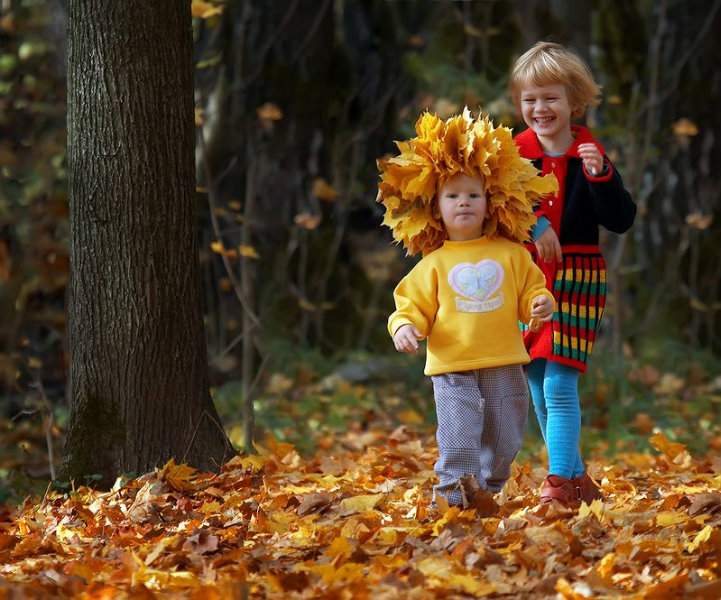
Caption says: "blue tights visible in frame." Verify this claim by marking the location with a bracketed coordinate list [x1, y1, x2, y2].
[526, 359, 584, 478]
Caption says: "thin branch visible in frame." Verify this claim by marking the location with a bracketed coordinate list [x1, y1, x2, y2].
[30, 378, 56, 481]
[197, 132, 261, 327]
[289, 0, 332, 65]
[242, 0, 301, 88]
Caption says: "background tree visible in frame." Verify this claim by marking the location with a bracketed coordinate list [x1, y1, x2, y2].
[59, 0, 233, 488]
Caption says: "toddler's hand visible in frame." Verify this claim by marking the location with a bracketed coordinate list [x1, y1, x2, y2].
[531, 294, 554, 321]
[578, 142, 604, 176]
[535, 226, 562, 263]
[393, 324, 423, 354]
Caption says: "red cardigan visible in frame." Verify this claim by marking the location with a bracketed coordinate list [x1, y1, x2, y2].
[515, 126, 636, 371]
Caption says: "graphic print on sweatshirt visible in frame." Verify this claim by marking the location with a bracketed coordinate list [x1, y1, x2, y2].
[448, 259, 505, 313]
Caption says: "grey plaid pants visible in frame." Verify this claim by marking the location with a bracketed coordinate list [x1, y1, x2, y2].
[431, 365, 528, 505]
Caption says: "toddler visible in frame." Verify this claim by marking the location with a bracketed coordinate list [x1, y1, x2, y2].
[378, 108, 557, 505]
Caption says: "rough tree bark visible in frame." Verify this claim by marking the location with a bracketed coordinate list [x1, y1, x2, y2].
[59, 0, 234, 488]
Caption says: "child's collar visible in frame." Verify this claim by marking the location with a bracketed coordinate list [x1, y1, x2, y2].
[515, 125, 604, 159]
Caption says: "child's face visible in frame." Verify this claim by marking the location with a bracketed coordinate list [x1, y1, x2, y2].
[519, 82, 574, 144]
[435, 173, 487, 242]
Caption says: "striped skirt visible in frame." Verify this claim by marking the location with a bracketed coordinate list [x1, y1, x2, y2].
[524, 245, 606, 372]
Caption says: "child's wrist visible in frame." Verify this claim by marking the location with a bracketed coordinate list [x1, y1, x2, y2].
[530, 216, 551, 241]
[587, 163, 609, 177]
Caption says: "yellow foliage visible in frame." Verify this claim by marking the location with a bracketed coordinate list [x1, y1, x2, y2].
[210, 240, 237, 258]
[376, 107, 557, 255]
[158, 458, 198, 493]
[238, 244, 260, 259]
[312, 177, 341, 201]
[338, 493, 384, 515]
[191, 0, 224, 19]
[256, 102, 283, 121]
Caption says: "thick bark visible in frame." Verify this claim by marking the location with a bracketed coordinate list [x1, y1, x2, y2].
[60, 0, 233, 488]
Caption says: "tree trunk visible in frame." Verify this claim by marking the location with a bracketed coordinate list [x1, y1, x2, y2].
[60, 0, 233, 488]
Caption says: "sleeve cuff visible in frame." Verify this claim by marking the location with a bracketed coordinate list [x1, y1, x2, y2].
[584, 161, 613, 182]
[530, 215, 551, 242]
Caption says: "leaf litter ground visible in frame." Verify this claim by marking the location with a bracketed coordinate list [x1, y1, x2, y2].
[1, 422, 721, 599]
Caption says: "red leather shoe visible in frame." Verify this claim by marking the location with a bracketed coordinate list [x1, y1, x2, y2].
[540, 474, 580, 508]
[571, 471, 602, 505]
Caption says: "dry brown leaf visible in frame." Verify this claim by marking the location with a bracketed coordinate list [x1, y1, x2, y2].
[458, 474, 499, 517]
[297, 493, 333, 516]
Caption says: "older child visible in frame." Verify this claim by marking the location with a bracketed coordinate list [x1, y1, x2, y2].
[378, 108, 557, 506]
[509, 41, 637, 508]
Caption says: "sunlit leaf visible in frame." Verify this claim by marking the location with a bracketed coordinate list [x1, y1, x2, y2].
[312, 178, 340, 201]
[294, 212, 322, 230]
[210, 240, 237, 258]
[238, 245, 260, 259]
[685, 212, 713, 230]
[256, 102, 283, 121]
[191, 0, 224, 19]
[338, 493, 384, 515]
[158, 458, 198, 493]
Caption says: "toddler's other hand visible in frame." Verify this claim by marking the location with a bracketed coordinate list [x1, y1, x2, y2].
[578, 142, 604, 176]
[393, 324, 423, 354]
[531, 294, 554, 321]
[535, 227, 562, 263]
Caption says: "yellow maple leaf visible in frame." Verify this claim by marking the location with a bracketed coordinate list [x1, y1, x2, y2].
[323, 535, 354, 559]
[157, 458, 198, 493]
[298, 298, 317, 312]
[238, 244, 260, 259]
[688, 525, 714, 553]
[191, 0, 224, 19]
[256, 102, 283, 121]
[199, 501, 222, 515]
[312, 178, 340, 201]
[417, 556, 453, 578]
[338, 493, 384, 515]
[210, 240, 237, 258]
[432, 505, 460, 535]
[294, 212, 322, 230]
[262, 433, 295, 459]
[238, 454, 266, 472]
[650, 431, 688, 460]
[307, 562, 365, 584]
[446, 573, 497, 596]
[397, 409, 424, 425]
[656, 511, 688, 527]
[686, 212, 713, 230]
[596, 552, 616, 582]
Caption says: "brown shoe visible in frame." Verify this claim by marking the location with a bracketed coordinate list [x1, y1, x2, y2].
[540, 475, 580, 508]
[571, 471, 602, 505]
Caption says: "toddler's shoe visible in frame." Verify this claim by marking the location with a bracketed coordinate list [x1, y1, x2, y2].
[539, 474, 581, 509]
[571, 471, 602, 505]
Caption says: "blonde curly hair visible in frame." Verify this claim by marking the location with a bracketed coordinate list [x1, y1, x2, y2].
[376, 107, 558, 256]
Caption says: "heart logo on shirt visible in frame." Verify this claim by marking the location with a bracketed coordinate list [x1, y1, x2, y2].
[448, 260, 504, 301]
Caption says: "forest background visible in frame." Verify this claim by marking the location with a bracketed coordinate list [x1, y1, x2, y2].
[1, 0, 721, 500]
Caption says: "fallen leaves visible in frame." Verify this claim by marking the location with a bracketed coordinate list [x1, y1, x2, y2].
[2, 429, 721, 598]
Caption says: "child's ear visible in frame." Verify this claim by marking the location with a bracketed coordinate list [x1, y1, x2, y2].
[432, 201, 441, 220]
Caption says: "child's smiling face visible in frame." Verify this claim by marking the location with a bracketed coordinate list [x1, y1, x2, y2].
[435, 173, 487, 241]
[520, 82, 574, 145]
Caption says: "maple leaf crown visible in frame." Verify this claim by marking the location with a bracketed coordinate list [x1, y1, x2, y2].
[376, 106, 558, 256]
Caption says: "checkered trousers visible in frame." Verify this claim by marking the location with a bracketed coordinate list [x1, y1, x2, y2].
[431, 365, 528, 505]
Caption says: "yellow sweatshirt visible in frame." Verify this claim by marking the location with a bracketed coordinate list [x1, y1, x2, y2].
[388, 236, 554, 375]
